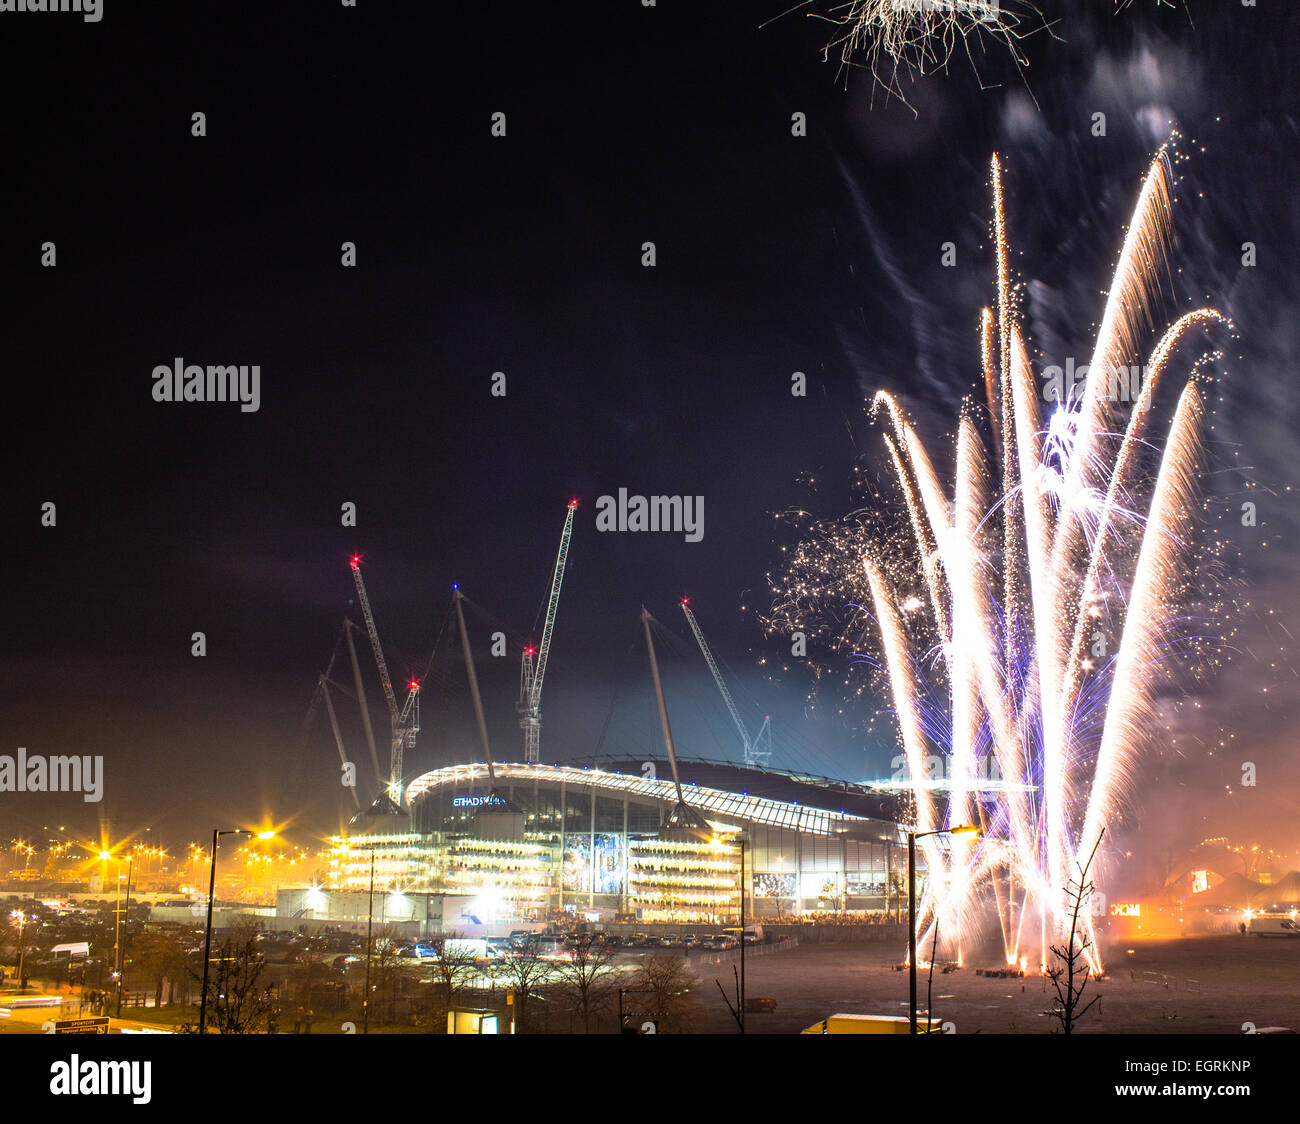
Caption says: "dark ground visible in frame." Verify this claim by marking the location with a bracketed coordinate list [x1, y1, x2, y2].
[692, 934, 1300, 1034]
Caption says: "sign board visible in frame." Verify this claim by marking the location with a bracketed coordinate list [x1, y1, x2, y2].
[55, 1017, 110, 1035]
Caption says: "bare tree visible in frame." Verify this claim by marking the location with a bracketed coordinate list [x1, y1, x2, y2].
[495, 935, 553, 1033]
[291, 937, 337, 1029]
[421, 931, 480, 1025]
[1047, 831, 1105, 1035]
[889, 871, 908, 922]
[367, 927, 415, 1027]
[189, 919, 273, 1034]
[130, 925, 191, 1009]
[633, 954, 702, 1033]
[0, 911, 23, 973]
[552, 930, 618, 1033]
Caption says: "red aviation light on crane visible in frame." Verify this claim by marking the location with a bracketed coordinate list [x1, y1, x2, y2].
[408, 680, 420, 692]
[681, 597, 690, 606]
[349, 554, 361, 566]
[568, 498, 579, 509]
[524, 646, 536, 655]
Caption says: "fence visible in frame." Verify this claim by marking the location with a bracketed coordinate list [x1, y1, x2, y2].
[761, 922, 908, 943]
[691, 935, 799, 969]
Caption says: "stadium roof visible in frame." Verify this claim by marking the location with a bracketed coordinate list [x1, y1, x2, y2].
[405, 760, 900, 839]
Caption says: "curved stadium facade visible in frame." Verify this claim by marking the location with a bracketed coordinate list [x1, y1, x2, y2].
[323, 759, 909, 926]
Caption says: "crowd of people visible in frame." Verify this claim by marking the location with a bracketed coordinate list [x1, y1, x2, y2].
[765, 910, 902, 925]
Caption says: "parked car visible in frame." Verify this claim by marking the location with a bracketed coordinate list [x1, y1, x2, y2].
[535, 936, 572, 961]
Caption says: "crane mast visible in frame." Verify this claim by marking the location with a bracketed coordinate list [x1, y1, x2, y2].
[455, 588, 496, 783]
[518, 499, 577, 764]
[349, 554, 419, 805]
[680, 599, 772, 769]
[643, 607, 709, 834]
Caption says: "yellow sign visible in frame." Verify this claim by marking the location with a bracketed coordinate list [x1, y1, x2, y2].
[55, 1017, 110, 1035]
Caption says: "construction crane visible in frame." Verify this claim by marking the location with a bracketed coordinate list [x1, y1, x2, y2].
[349, 554, 420, 806]
[680, 598, 772, 769]
[308, 639, 363, 810]
[293, 633, 363, 811]
[642, 607, 709, 835]
[517, 499, 578, 764]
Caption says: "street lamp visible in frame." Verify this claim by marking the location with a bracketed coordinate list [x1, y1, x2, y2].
[199, 828, 274, 1034]
[711, 833, 749, 1030]
[101, 852, 134, 1018]
[699, 831, 748, 1032]
[732, 833, 748, 1033]
[11, 910, 27, 992]
[908, 824, 980, 1035]
[363, 847, 376, 1035]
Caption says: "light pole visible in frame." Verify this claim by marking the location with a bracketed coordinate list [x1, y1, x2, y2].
[363, 848, 375, 1035]
[11, 909, 27, 991]
[908, 824, 979, 1035]
[200, 828, 273, 1034]
[102, 853, 134, 1017]
[703, 831, 747, 1031]
[737, 833, 746, 1032]
[117, 859, 133, 1017]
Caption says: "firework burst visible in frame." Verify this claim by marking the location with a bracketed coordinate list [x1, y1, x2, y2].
[806, 0, 1042, 103]
[767, 147, 1228, 971]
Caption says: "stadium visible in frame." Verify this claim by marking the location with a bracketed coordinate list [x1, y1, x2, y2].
[312, 758, 908, 929]
[290, 554, 915, 934]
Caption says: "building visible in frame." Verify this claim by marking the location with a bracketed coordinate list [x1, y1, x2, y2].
[309, 759, 907, 927]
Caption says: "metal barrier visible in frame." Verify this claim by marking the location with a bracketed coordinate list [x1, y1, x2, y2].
[692, 936, 799, 968]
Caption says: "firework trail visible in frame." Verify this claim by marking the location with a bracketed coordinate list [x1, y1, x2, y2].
[771, 147, 1227, 971]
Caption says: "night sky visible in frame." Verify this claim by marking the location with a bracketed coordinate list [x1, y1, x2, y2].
[2, 1, 1296, 871]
